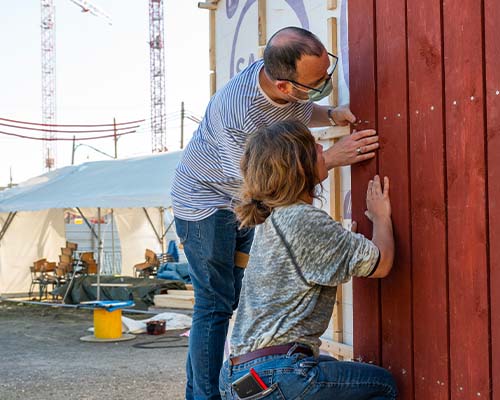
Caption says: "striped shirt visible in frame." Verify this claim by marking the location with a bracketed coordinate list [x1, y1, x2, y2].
[171, 60, 314, 221]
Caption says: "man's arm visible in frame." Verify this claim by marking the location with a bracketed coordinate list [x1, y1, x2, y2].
[308, 104, 356, 127]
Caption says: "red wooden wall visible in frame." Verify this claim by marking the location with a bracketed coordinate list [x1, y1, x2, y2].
[349, 1, 499, 399]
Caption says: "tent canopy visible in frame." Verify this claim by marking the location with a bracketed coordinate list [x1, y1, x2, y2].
[0, 151, 183, 212]
[0, 151, 183, 295]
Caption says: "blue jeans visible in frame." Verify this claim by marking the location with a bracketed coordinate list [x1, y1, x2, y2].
[175, 210, 255, 400]
[219, 352, 398, 400]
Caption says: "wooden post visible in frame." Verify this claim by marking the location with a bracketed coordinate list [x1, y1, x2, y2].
[258, 0, 267, 46]
[209, 9, 216, 96]
[328, 17, 339, 108]
[327, 0, 337, 10]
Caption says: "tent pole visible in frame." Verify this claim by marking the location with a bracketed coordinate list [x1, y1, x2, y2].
[76, 207, 99, 240]
[111, 209, 116, 274]
[97, 207, 102, 301]
[143, 208, 162, 247]
[0, 212, 17, 243]
[160, 207, 166, 253]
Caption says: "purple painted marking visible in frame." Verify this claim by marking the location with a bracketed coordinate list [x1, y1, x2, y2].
[226, 0, 239, 19]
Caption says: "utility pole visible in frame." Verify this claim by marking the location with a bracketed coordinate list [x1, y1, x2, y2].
[180, 101, 185, 149]
[113, 117, 118, 158]
[71, 136, 76, 165]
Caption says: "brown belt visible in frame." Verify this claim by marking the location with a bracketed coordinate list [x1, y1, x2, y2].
[229, 343, 313, 366]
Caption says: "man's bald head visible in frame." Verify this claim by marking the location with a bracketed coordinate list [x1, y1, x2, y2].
[263, 27, 325, 81]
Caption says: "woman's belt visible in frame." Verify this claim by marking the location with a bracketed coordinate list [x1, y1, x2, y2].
[229, 343, 313, 366]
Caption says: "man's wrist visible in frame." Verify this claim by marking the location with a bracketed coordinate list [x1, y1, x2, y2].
[327, 108, 337, 126]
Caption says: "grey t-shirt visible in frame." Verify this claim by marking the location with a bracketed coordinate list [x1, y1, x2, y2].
[230, 203, 380, 357]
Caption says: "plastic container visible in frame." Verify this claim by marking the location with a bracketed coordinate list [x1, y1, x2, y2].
[93, 308, 122, 339]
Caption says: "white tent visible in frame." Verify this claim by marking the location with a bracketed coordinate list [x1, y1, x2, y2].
[0, 151, 183, 295]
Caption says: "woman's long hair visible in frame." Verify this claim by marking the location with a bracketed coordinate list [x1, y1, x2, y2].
[236, 120, 322, 228]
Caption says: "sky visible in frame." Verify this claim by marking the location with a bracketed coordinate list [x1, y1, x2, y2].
[0, 0, 210, 186]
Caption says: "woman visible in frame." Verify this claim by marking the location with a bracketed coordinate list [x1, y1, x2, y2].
[219, 120, 397, 399]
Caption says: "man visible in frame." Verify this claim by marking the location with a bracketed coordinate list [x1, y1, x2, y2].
[171, 26, 379, 400]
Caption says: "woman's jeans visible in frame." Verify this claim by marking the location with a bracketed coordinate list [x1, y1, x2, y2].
[219, 352, 398, 400]
[175, 210, 255, 400]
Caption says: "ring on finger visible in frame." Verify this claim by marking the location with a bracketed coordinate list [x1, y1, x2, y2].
[356, 147, 362, 155]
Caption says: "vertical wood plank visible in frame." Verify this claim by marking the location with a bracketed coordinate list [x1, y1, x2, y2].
[209, 9, 216, 95]
[257, 0, 267, 47]
[443, 1, 490, 398]
[375, 0, 413, 398]
[485, 0, 500, 398]
[407, 1, 449, 399]
[349, 0, 380, 364]
[328, 17, 339, 108]
[327, 0, 337, 10]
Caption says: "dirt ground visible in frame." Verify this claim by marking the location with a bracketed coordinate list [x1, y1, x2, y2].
[0, 300, 189, 400]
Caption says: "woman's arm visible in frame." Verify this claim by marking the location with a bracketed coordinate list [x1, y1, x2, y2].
[364, 175, 394, 278]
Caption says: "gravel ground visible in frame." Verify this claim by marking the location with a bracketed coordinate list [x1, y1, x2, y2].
[0, 300, 189, 400]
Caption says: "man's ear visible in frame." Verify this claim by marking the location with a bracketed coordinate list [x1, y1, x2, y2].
[276, 81, 291, 95]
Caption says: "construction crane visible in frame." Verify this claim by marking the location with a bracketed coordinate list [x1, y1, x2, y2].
[40, 0, 111, 171]
[149, 0, 167, 153]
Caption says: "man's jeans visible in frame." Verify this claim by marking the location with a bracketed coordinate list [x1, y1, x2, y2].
[219, 352, 398, 400]
[175, 210, 254, 400]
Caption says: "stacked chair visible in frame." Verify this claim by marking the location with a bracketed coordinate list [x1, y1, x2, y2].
[133, 249, 160, 278]
[28, 258, 59, 301]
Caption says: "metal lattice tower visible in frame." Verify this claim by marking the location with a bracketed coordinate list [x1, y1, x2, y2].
[40, 0, 57, 170]
[149, 0, 167, 153]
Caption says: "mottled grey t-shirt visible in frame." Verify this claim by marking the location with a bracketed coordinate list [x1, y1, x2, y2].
[230, 202, 379, 357]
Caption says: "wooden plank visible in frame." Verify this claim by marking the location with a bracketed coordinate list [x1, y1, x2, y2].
[311, 125, 349, 141]
[332, 284, 343, 343]
[154, 294, 195, 309]
[327, 0, 337, 10]
[209, 9, 216, 95]
[257, 0, 266, 47]
[320, 339, 353, 360]
[348, 0, 380, 365]
[327, 17, 339, 108]
[375, 1, 413, 397]
[407, 1, 449, 399]
[443, 1, 490, 398]
[485, 0, 500, 398]
[167, 289, 195, 297]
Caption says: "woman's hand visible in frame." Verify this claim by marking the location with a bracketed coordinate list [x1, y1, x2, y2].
[365, 175, 391, 223]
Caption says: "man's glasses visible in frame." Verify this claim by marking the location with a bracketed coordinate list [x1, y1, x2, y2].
[277, 52, 338, 93]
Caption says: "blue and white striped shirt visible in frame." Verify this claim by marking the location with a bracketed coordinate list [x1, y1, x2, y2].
[171, 60, 314, 221]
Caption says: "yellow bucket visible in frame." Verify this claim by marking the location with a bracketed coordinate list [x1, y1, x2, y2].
[93, 308, 122, 339]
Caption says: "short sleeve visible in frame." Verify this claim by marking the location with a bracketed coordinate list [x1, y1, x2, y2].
[275, 205, 380, 287]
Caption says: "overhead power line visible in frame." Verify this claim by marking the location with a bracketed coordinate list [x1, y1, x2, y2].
[0, 117, 145, 128]
[0, 122, 142, 134]
[0, 129, 136, 141]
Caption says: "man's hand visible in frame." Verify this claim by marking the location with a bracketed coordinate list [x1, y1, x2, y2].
[323, 129, 379, 169]
[330, 104, 356, 126]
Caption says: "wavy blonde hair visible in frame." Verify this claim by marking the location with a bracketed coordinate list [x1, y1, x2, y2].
[236, 120, 322, 227]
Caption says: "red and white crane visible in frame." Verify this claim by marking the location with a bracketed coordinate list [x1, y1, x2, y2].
[40, 0, 111, 170]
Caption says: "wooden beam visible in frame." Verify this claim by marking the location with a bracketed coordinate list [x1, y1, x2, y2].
[198, 1, 217, 10]
[328, 17, 339, 107]
[320, 339, 353, 360]
[327, 0, 337, 10]
[310, 125, 349, 141]
[258, 0, 267, 47]
[209, 9, 216, 95]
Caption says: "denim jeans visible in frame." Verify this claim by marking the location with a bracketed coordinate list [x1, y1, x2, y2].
[219, 351, 398, 400]
[175, 210, 255, 400]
